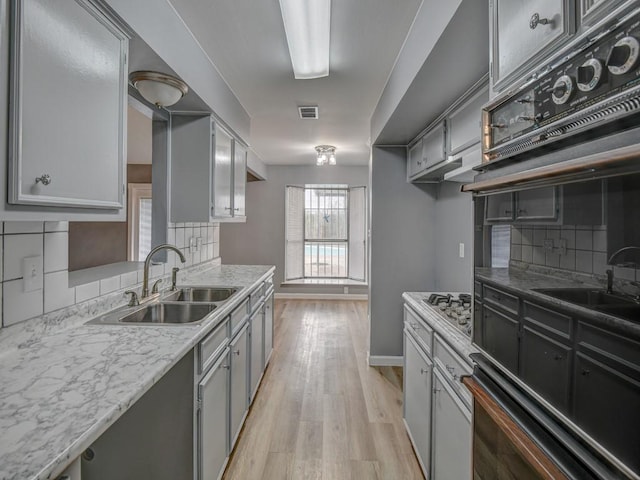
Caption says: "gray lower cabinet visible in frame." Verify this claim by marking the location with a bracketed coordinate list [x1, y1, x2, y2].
[431, 371, 472, 480]
[249, 307, 264, 402]
[9, 0, 128, 210]
[403, 330, 432, 474]
[198, 348, 230, 480]
[263, 291, 274, 366]
[230, 324, 249, 446]
[482, 304, 519, 373]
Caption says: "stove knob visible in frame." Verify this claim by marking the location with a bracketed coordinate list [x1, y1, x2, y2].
[577, 58, 603, 92]
[607, 36, 640, 75]
[551, 75, 574, 105]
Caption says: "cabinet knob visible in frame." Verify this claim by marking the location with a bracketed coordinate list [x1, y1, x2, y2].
[529, 13, 552, 30]
[553, 354, 564, 360]
[35, 174, 51, 185]
[234, 349, 241, 355]
[234, 207, 240, 211]
[420, 368, 429, 375]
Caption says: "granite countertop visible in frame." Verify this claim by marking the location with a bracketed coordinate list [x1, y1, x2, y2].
[475, 267, 640, 338]
[0, 264, 274, 480]
[402, 292, 478, 361]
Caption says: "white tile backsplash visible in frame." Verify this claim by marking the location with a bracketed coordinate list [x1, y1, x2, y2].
[44, 271, 75, 313]
[44, 221, 69, 233]
[3, 222, 43, 234]
[44, 232, 68, 273]
[4, 234, 43, 281]
[120, 271, 138, 289]
[75, 281, 100, 303]
[99, 276, 120, 295]
[3, 278, 44, 326]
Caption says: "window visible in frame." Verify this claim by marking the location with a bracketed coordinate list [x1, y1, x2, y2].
[285, 185, 367, 281]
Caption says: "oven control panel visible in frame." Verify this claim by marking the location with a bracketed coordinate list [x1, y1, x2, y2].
[483, 9, 640, 163]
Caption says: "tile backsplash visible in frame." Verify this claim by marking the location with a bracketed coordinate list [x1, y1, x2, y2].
[0, 221, 220, 328]
[510, 224, 639, 283]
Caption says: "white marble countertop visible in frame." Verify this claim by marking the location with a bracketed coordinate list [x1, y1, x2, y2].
[403, 292, 479, 361]
[0, 264, 274, 480]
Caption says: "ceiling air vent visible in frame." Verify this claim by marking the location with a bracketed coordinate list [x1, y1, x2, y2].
[298, 106, 319, 119]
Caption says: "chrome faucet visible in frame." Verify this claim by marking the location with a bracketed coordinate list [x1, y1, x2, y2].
[142, 244, 187, 299]
[605, 246, 640, 294]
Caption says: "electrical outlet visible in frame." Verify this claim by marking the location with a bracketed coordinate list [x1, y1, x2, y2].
[543, 238, 554, 252]
[459, 243, 465, 258]
[343, 286, 349, 294]
[22, 255, 43, 292]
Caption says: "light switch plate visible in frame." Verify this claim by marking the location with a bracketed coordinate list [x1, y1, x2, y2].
[22, 255, 43, 292]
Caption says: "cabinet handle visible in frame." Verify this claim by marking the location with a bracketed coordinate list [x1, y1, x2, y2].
[518, 209, 527, 215]
[433, 388, 441, 394]
[553, 354, 564, 360]
[529, 13, 552, 29]
[410, 322, 420, 330]
[225, 206, 232, 211]
[420, 368, 429, 375]
[581, 369, 591, 376]
[489, 123, 506, 129]
[221, 364, 230, 370]
[234, 349, 241, 355]
[234, 207, 240, 211]
[35, 174, 51, 185]
[504, 209, 512, 214]
[446, 365, 459, 380]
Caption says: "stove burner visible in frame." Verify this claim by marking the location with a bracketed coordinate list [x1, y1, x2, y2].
[424, 292, 472, 338]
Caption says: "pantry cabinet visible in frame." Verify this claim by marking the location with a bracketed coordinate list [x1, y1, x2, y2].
[171, 115, 247, 223]
[8, 0, 128, 210]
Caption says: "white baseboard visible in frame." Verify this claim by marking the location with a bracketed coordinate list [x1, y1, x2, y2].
[275, 293, 368, 300]
[368, 355, 403, 367]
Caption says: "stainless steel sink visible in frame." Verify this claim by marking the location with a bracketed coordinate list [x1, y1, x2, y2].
[533, 288, 635, 306]
[162, 287, 239, 303]
[87, 302, 216, 325]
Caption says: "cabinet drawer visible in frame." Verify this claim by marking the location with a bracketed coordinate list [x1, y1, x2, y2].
[577, 321, 640, 378]
[264, 276, 274, 293]
[483, 284, 519, 316]
[199, 318, 229, 374]
[230, 298, 249, 335]
[249, 283, 265, 313]
[434, 333, 472, 406]
[404, 305, 433, 354]
[524, 301, 572, 340]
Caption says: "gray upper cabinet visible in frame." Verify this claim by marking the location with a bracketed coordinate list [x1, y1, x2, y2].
[422, 122, 446, 169]
[491, 0, 574, 94]
[407, 139, 425, 179]
[580, 0, 632, 27]
[485, 192, 514, 222]
[515, 187, 558, 221]
[171, 114, 246, 222]
[447, 85, 489, 155]
[232, 142, 247, 219]
[213, 123, 233, 219]
[8, 0, 128, 209]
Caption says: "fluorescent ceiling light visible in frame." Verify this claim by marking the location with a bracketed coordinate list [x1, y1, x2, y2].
[279, 0, 331, 79]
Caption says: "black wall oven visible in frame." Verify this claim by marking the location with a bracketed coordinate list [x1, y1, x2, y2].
[463, 7, 640, 479]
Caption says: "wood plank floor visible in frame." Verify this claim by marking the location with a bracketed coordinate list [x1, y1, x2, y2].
[222, 299, 424, 480]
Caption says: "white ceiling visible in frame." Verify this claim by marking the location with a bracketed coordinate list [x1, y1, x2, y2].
[167, 0, 422, 166]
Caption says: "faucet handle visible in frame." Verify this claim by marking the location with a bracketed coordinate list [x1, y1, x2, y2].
[124, 290, 140, 307]
[151, 279, 163, 294]
[171, 267, 180, 291]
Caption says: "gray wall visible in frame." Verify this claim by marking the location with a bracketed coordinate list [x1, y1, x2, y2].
[220, 165, 368, 293]
[369, 147, 437, 358]
[433, 182, 473, 292]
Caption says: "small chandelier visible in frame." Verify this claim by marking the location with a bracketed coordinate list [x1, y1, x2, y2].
[315, 145, 337, 166]
[129, 71, 188, 108]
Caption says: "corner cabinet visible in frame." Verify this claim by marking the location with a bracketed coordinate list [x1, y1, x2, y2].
[8, 0, 128, 210]
[171, 115, 247, 223]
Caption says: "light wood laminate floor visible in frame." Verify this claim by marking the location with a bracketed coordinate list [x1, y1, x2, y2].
[222, 299, 424, 480]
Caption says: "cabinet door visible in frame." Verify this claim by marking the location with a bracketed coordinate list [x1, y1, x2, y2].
[230, 325, 248, 446]
[233, 142, 247, 217]
[432, 371, 472, 480]
[483, 305, 519, 373]
[580, 0, 629, 26]
[249, 308, 263, 402]
[213, 124, 233, 218]
[9, 0, 127, 208]
[448, 85, 489, 155]
[515, 187, 558, 221]
[492, 0, 572, 89]
[263, 293, 274, 366]
[485, 192, 514, 222]
[520, 326, 572, 412]
[403, 331, 432, 476]
[422, 122, 446, 168]
[199, 349, 230, 480]
[573, 353, 640, 473]
[407, 139, 424, 178]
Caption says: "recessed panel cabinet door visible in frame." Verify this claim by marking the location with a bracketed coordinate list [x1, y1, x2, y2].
[9, 0, 127, 208]
[198, 349, 230, 480]
[249, 308, 263, 402]
[403, 331, 432, 476]
[230, 325, 248, 446]
[233, 143, 247, 217]
[263, 293, 274, 366]
[213, 124, 233, 218]
[492, 0, 572, 90]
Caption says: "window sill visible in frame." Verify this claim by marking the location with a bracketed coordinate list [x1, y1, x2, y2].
[281, 278, 367, 287]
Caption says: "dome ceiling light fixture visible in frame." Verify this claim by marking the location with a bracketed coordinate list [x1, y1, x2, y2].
[129, 71, 188, 108]
[315, 145, 337, 166]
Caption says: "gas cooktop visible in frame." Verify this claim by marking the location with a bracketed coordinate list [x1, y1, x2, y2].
[423, 293, 472, 338]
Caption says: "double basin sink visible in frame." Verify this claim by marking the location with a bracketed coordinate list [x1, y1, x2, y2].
[534, 288, 640, 321]
[87, 287, 239, 326]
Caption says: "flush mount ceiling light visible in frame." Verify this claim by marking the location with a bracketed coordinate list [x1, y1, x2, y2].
[315, 145, 337, 166]
[129, 71, 188, 108]
[279, 0, 331, 79]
